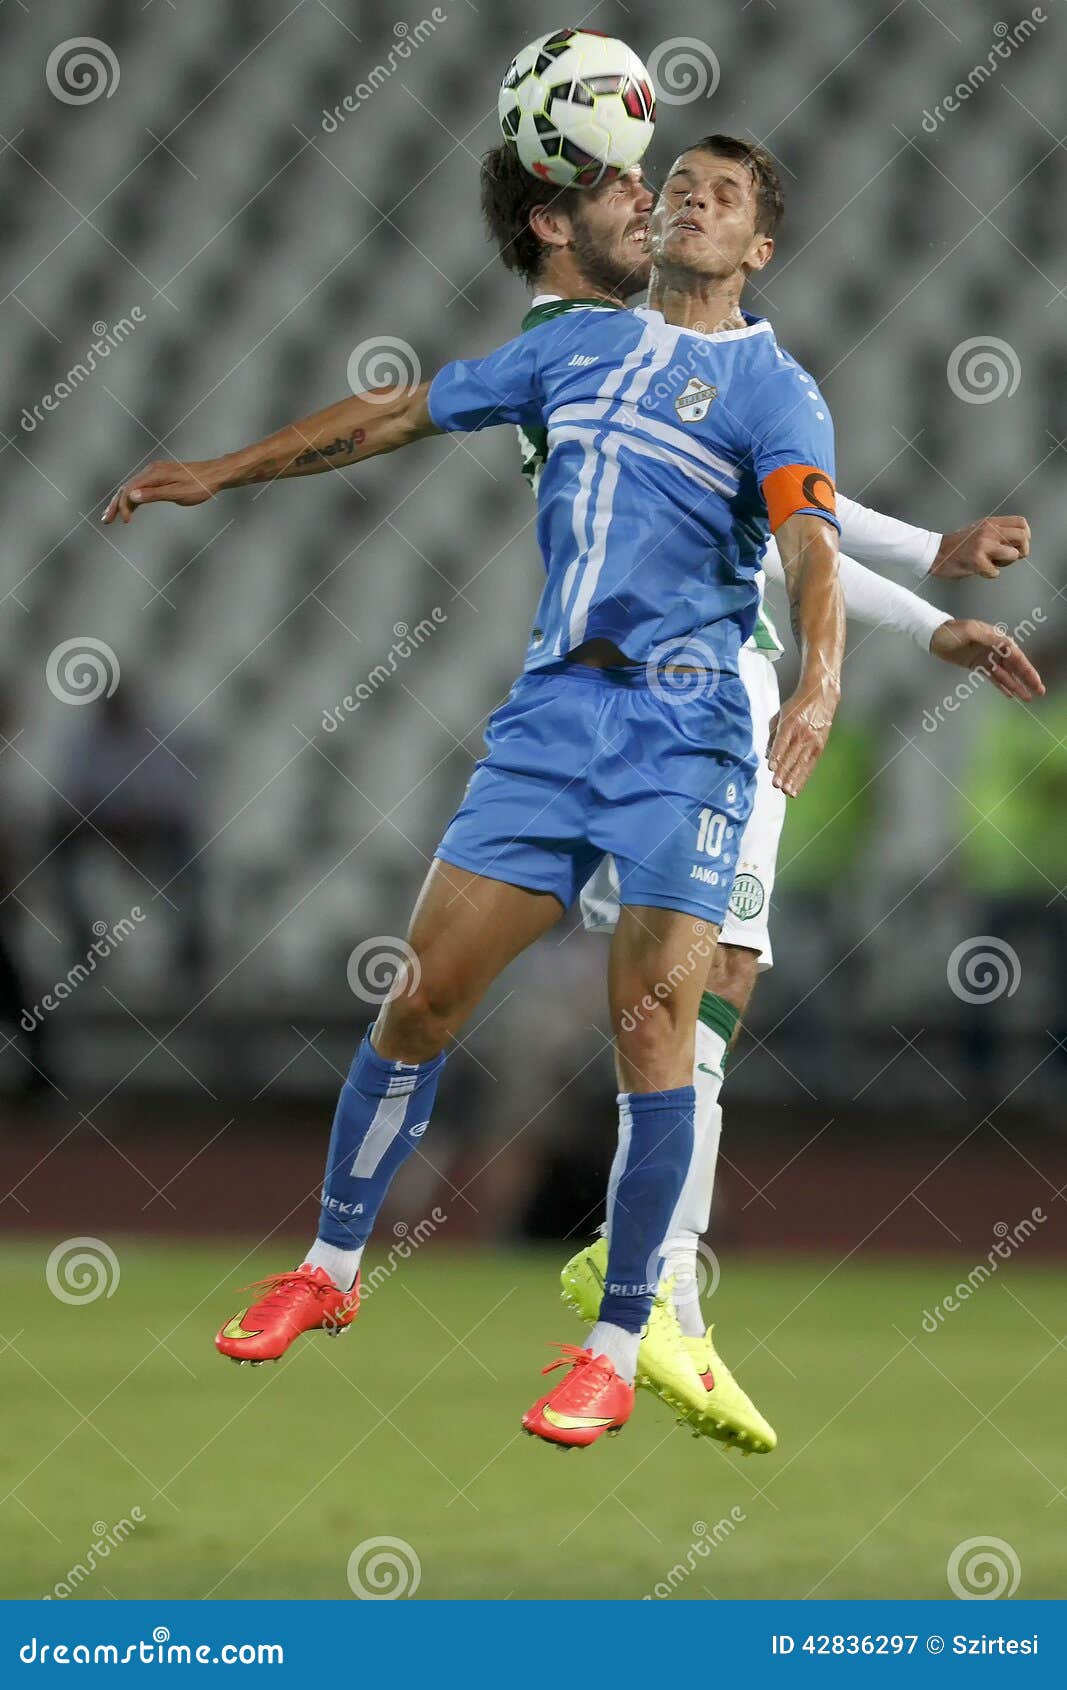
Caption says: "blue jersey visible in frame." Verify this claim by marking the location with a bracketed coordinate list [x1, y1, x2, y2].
[427, 306, 839, 674]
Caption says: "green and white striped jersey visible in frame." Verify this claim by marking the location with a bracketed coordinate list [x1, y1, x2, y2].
[517, 293, 783, 662]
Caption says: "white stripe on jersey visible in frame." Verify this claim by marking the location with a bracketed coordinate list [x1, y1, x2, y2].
[554, 436, 600, 655]
[596, 318, 661, 402]
[555, 326, 682, 649]
[548, 424, 734, 503]
[615, 320, 682, 407]
[548, 400, 740, 487]
[567, 436, 621, 650]
[618, 408, 740, 485]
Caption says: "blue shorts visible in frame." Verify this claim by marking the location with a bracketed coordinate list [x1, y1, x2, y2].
[436, 663, 757, 926]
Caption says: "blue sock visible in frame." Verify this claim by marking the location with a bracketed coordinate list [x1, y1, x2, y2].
[599, 1086, 696, 1334]
[317, 1033, 446, 1250]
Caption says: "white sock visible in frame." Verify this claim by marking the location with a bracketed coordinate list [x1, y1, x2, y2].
[665, 1019, 725, 1337]
[695, 1019, 728, 1096]
[662, 1236, 704, 1336]
[585, 1320, 640, 1384]
[304, 1239, 363, 1292]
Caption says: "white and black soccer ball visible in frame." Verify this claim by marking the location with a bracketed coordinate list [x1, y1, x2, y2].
[498, 29, 656, 189]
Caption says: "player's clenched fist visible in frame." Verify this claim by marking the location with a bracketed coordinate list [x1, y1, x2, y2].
[931, 515, 1030, 580]
[102, 459, 223, 523]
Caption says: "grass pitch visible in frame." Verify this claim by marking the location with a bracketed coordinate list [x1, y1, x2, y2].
[1, 1240, 1064, 1600]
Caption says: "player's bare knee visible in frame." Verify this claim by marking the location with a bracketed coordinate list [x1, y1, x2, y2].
[615, 999, 693, 1091]
[374, 966, 461, 1062]
[706, 941, 760, 1020]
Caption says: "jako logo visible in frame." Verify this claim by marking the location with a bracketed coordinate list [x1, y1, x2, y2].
[408, 1121, 429, 1139]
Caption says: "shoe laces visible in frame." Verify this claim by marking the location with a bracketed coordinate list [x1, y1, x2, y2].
[542, 1342, 613, 1407]
[542, 1341, 596, 1378]
[239, 1268, 330, 1311]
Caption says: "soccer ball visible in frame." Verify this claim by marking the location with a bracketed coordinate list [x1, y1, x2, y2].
[498, 29, 656, 189]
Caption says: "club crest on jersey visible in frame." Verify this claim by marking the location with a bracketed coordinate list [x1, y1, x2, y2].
[729, 871, 765, 921]
[674, 377, 717, 423]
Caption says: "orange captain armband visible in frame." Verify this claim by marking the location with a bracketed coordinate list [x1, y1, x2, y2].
[761, 463, 837, 533]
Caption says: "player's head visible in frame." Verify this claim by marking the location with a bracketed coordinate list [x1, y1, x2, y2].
[647, 134, 783, 288]
[480, 143, 653, 301]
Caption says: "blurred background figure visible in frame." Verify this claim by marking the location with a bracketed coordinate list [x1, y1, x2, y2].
[958, 637, 1067, 1102]
[49, 684, 208, 988]
[0, 686, 56, 1105]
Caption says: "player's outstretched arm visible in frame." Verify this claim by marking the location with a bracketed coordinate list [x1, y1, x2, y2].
[765, 545, 1043, 700]
[768, 512, 845, 798]
[929, 619, 1044, 700]
[764, 544, 947, 649]
[828, 555, 1043, 697]
[103, 382, 440, 523]
[836, 495, 1030, 583]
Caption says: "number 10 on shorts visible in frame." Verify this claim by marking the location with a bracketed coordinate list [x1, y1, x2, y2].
[696, 808, 727, 858]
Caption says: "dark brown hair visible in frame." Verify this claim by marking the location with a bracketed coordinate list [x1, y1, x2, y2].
[479, 143, 582, 286]
[687, 134, 785, 236]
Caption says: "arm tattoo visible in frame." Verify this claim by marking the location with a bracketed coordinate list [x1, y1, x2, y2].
[785, 576, 802, 647]
[225, 457, 279, 488]
[293, 430, 366, 469]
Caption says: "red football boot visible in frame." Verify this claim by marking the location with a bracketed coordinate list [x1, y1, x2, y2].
[215, 1264, 360, 1363]
[522, 1343, 635, 1448]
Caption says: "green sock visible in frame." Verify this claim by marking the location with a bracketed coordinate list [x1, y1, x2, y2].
[698, 992, 740, 1071]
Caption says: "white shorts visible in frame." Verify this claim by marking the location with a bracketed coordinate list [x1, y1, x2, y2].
[579, 644, 786, 970]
